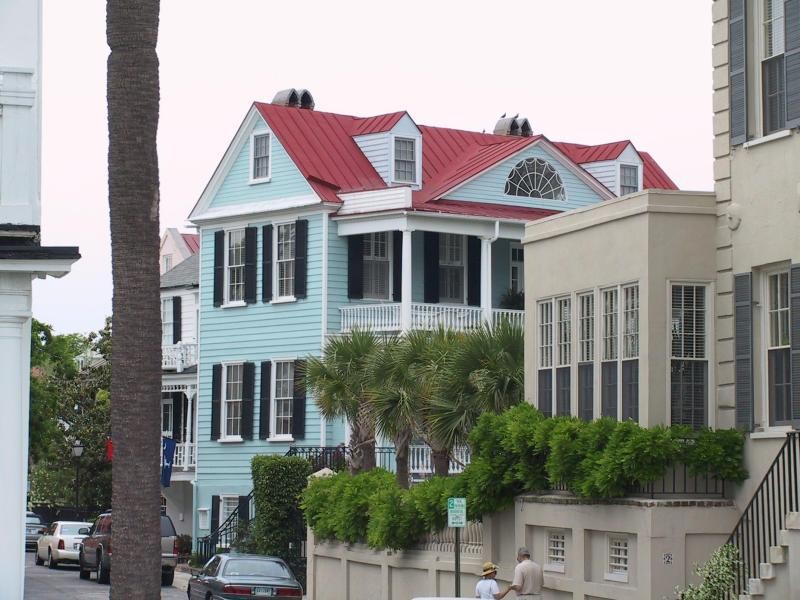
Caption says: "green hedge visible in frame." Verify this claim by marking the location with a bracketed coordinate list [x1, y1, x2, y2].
[303, 404, 748, 551]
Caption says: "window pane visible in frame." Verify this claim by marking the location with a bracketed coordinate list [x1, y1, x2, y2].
[579, 293, 594, 363]
[394, 138, 416, 182]
[769, 348, 792, 424]
[276, 223, 296, 298]
[670, 359, 708, 429]
[768, 272, 790, 348]
[556, 367, 570, 416]
[539, 301, 553, 368]
[557, 298, 571, 365]
[620, 165, 639, 195]
[671, 285, 706, 358]
[602, 289, 618, 360]
[274, 361, 294, 436]
[578, 363, 593, 421]
[601, 362, 618, 419]
[253, 134, 270, 179]
[623, 285, 639, 358]
[538, 370, 553, 418]
[763, 56, 786, 135]
[363, 232, 390, 299]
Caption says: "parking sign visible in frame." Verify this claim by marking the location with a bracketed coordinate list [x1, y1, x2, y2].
[447, 497, 467, 528]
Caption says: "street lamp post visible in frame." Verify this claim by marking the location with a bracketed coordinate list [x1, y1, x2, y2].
[72, 440, 84, 515]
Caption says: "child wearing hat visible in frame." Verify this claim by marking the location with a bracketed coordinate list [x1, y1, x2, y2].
[475, 561, 507, 599]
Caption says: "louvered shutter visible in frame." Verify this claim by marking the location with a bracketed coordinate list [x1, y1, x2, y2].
[392, 231, 402, 302]
[171, 296, 182, 344]
[259, 361, 271, 440]
[347, 235, 364, 299]
[292, 360, 306, 439]
[786, 0, 800, 127]
[295, 219, 308, 299]
[238, 495, 250, 528]
[242, 362, 255, 440]
[423, 232, 440, 303]
[244, 227, 257, 304]
[466, 236, 481, 307]
[734, 273, 754, 430]
[790, 265, 800, 421]
[213, 231, 225, 307]
[262, 225, 273, 302]
[729, 0, 747, 144]
[211, 364, 222, 440]
[172, 391, 183, 441]
[210, 495, 220, 532]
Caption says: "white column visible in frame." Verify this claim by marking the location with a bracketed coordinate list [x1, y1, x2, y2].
[400, 230, 413, 331]
[185, 389, 194, 470]
[480, 237, 493, 326]
[0, 273, 32, 600]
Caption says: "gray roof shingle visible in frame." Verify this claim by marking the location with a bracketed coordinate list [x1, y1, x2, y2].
[160, 253, 199, 289]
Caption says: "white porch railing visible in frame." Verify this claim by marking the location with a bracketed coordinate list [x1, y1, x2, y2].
[163, 441, 196, 472]
[162, 342, 198, 372]
[409, 444, 471, 481]
[416, 521, 483, 554]
[340, 303, 524, 333]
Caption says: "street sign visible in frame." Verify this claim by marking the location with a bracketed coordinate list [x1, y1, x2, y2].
[447, 497, 467, 528]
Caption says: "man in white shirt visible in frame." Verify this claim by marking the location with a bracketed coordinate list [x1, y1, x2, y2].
[504, 547, 543, 599]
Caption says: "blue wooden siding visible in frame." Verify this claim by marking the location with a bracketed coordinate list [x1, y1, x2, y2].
[444, 144, 605, 212]
[209, 118, 314, 209]
[354, 133, 390, 183]
[327, 219, 349, 333]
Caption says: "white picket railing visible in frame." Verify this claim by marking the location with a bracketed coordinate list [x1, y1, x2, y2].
[416, 521, 483, 554]
[162, 342, 198, 372]
[493, 308, 525, 328]
[409, 444, 471, 480]
[411, 303, 484, 331]
[163, 442, 196, 472]
[340, 303, 401, 332]
[340, 303, 524, 333]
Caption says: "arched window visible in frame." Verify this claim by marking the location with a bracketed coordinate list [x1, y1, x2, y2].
[504, 158, 566, 200]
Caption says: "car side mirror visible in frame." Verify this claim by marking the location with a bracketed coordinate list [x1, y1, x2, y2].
[78, 528, 90, 535]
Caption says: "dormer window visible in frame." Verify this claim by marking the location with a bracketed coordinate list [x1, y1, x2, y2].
[251, 132, 271, 183]
[393, 137, 416, 183]
[505, 158, 566, 200]
[620, 165, 639, 195]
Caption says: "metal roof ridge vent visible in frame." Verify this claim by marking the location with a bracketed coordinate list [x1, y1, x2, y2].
[493, 114, 531, 136]
[272, 88, 300, 107]
[517, 117, 533, 137]
[296, 89, 315, 110]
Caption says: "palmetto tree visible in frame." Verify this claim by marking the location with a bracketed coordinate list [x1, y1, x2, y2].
[106, 0, 162, 596]
[306, 329, 379, 473]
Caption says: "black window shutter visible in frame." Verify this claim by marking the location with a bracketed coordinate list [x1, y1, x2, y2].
[242, 362, 255, 440]
[171, 296, 182, 344]
[785, 0, 800, 127]
[537, 370, 552, 418]
[466, 236, 481, 307]
[171, 391, 183, 441]
[295, 219, 308, 299]
[392, 231, 403, 302]
[347, 235, 364, 299]
[213, 231, 225, 307]
[292, 360, 306, 439]
[211, 364, 222, 440]
[210, 495, 220, 532]
[423, 232, 440, 303]
[578, 363, 593, 421]
[259, 361, 272, 440]
[734, 273, 754, 431]
[790, 265, 800, 421]
[621, 360, 639, 422]
[601, 362, 618, 419]
[238, 495, 250, 528]
[262, 225, 273, 302]
[244, 227, 258, 304]
[729, 0, 747, 144]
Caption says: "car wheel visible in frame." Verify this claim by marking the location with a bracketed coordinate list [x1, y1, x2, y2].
[161, 568, 175, 586]
[47, 549, 58, 569]
[78, 552, 91, 580]
[35, 550, 44, 566]
[96, 553, 110, 584]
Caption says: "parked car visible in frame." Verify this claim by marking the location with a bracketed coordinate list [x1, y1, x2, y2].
[187, 553, 303, 599]
[35, 521, 92, 568]
[25, 512, 46, 550]
[78, 511, 179, 586]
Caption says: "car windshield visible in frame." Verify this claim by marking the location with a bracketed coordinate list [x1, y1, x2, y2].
[26, 516, 42, 525]
[160, 516, 176, 537]
[222, 559, 290, 578]
[60, 524, 87, 535]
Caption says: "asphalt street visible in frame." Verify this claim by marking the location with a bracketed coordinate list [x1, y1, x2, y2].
[23, 550, 187, 599]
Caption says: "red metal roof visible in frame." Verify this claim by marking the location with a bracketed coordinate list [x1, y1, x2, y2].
[181, 233, 199, 254]
[553, 140, 630, 163]
[351, 112, 408, 136]
[640, 151, 678, 190]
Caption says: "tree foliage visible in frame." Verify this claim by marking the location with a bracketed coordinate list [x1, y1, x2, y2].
[675, 544, 739, 599]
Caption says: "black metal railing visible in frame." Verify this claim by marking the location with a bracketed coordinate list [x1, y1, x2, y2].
[630, 463, 726, 498]
[286, 445, 397, 472]
[195, 489, 254, 564]
[727, 431, 800, 596]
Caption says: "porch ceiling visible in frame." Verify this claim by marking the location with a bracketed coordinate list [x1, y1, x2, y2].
[333, 210, 525, 240]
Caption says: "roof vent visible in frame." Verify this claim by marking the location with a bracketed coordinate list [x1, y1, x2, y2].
[272, 88, 300, 107]
[296, 89, 315, 110]
[517, 117, 533, 137]
[493, 114, 533, 137]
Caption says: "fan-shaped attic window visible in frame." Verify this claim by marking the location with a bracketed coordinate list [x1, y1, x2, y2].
[504, 158, 566, 200]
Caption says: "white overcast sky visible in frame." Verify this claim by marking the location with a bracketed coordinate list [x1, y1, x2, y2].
[34, 0, 712, 334]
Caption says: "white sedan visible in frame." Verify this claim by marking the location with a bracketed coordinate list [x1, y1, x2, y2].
[35, 521, 92, 569]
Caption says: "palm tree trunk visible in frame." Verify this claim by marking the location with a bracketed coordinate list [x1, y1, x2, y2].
[348, 419, 376, 474]
[107, 1, 161, 597]
[393, 428, 412, 489]
[431, 446, 450, 478]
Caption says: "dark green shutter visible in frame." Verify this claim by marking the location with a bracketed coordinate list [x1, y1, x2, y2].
[423, 232, 440, 303]
[466, 236, 481, 307]
[790, 265, 800, 420]
[213, 231, 225, 307]
[242, 362, 255, 440]
[734, 273, 754, 431]
[292, 360, 306, 439]
[244, 227, 257, 304]
[259, 361, 271, 440]
[172, 391, 183, 441]
[210, 495, 220, 532]
[347, 235, 364, 300]
[211, 364, 222, 440]
[392, 231, 402, 302]
[171, 296, 182, 344]
[729, 0, 747, 144]
[294, 219, 308, 299]
[785, 0, 800, 127]
[262, 225, 273, 302]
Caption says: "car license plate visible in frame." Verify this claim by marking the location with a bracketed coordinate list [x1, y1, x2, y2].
[253, 587, 273, 596]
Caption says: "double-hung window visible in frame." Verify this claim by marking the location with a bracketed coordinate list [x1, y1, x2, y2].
[276, 223, 296, 299]
[161, 254, 172, 274]
[620, 165, 639, 195]
[510, 244, 525, 294]
[225, 229, 246, 304]
[363, 232, 391, 299]
[622, 285, 640, 421]
[537, 300, 554, 417]
[545, 531, 567, 573]
[252, 133, 271, 181]
[605, 536, 630, 583]
[601, 288, 619, 418]
[578, 292, 595, 421]
[161, 394, 173, 437]
[600, 284, 640, 421]
[273, 361, 294, 437]
[393, 137, 416, 183]
[767, 271, 792, 424]
[670, 284, 709, 429]
[762, 0, 786, 134]
[161, 298, 173, 346]
[439, 234, 465, 303]
[222, 364, 243, 440]
[555, 297, 572, 416]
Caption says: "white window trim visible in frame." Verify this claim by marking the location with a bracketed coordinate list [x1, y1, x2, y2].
[759, 265, 792, 429]
[510, 243, 524, 293]
[162, 297, 174, 346]
[618, 163, 641, 196]
[222, 228, 247, 308]
[219, 494, 240, 524]
[665, 280, 715, 429]
[197, 507, 210, 530]
[268, 357, 296, 443]
[220, 362, 244, 443]
[272, 220, 297, 303]
[362, 232, 393, 300]
[161, 396, 173, 438]
[604, 534, 630, 583]
[249, 130, 272, 184]
[389, 134, 422, 187]
[438, 233, 467, 305]
[544, 530, 567, 574]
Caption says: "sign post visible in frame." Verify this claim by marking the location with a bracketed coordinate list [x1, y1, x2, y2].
[447, 497, 467, 597]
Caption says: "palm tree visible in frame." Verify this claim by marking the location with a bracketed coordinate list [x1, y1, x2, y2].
[106, 0, 162, 596]
[306, 329, 380, 473]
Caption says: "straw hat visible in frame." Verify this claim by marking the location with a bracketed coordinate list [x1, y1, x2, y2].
[481, 562, 498, 576]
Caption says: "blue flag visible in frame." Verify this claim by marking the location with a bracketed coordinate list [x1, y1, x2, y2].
[161, 437, 176, 488]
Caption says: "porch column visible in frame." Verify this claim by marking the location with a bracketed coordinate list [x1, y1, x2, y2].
[480, 237, 492, 326]
[400, 230, 412, 331]
[185, 389, 194, 470]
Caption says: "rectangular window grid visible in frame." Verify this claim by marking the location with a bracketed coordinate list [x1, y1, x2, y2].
[603, 288, 618, 361]
[221, 496, 239, 524]
[764, 0, 785, 58]
[226, 229, 245, 303]
[579, 292, 594, 363]
[556, 297, 571, 366]
[547, 532, 566, 570]
[253, 133, 270, 179]
[671, 285, 707, 359]
[439, 234, 464, 303]
[623, 285, 639, 359]
[162, 397, 173, 436]
[768, 272, 790, 348]
[510, 245, 524, 293]
[161, 298, 173, 346]
[620, 165, 639, 195]
[276, 223, 296, 298]
[767, 271, 792, 424]
[763, 56, 786, 134]
[394, 137, 416, 182]
[224, 364, 243, 438]
[274, 361, 294, 436]
[363, 232, 390, 299]
[608, 537, 629, 575]
[539, 300, 553, 368]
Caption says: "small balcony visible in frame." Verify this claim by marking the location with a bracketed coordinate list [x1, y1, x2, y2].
[162, 441, 196, 471]
[340, 302, 524, 333]
[162, 342, 198, 372]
